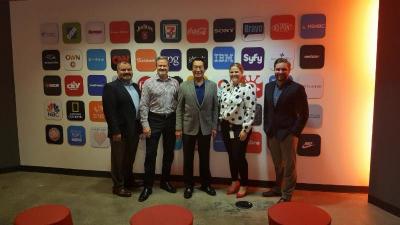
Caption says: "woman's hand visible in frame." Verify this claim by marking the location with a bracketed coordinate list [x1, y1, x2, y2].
[239, 130, 247, 141]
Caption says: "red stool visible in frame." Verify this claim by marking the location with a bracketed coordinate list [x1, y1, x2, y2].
[14, 204, 73, 225]
[130, 204, 193, 225]
[268, 202, 331, 225]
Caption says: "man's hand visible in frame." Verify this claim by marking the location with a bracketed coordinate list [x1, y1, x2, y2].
[175, 130, 182, 139]
[239, 130, 248, 141]
[112, 133, 122, 142]
[211, 129, 217, 139]
[143, 127, 151, 138]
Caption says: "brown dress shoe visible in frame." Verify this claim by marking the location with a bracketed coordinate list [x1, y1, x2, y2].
[112, 187, 132, 197]
[262, 190, 281, 197]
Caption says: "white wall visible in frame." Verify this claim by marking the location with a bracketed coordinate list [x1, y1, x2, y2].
[10, 0, 377, 186]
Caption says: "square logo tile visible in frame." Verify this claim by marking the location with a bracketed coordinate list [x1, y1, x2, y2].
[160, 49, 182, 71]
[135, 49, 156, 71]
[267, 46, 295, 70]
[307, 104, 323, 128]
[67, 126, 86, 146]
[46, 124, 63, 144]
[244, 75, 263, 98]
[62, 22, 81, 43]
[42, 50, 60, 70]
[43, 75, 61, 96]
[187, 48, 208, 70]
[297, 134, 321, 156]
[301, 14, 326, 39]
[89, 101, 105, 122]
[247, 131, 262, 153]
[241, 17, 265, 41]
[160, 20, 181, 43]
[86, 21, 105, 44]
[187, 19, 209, 43]
[62, 49, 83, 71]
[110, 49, 131, 71]
[213, 18, 236, 42]
[134, 20, 155, 43]
[253, 103, 262, 126]
[241, 47, 264, 71]
[65, 75, 84, 96]
[44, 100, 62, 120]
[66, 100, 85, 121]
[110, 21, 130, 43]
[88, 75, 106, 96]
[212, 47, 235, 70]
[90, 127, 110, 148]
[40, 23, 59, 44]
[295, 74, 324, 99]
[87, 49, 106, 70]
[300, 45, 325, 69]
[270, 15, 295, 40]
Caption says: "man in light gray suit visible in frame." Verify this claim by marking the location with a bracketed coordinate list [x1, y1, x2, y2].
[176, 57, 218, 199]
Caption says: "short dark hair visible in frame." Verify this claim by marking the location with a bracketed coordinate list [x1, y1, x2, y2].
[116, 61, 131, 71]
[191, 57, 207, 69]
[273, 58, 291, 69]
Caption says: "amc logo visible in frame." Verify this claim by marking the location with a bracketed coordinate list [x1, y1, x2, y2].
[110, 49, 131, 71]
[297, 134, 321, 157]
[247, 131, 262, 154]
[187, 19, 209, 43]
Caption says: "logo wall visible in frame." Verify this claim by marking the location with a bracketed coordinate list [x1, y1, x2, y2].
[67, 126, 86, 146]
[295, 74, 324, 99]
[40, 23, 58, 44]
[110, 21, 130, 43]
[90, 127, 109, 148]
[62, 22, 81, 43]
[42, 50, 60, 70]
[86, 21, 105, 44]
[46, 124, 63, 144]
[187, 19, 209, 43]
[160, 20, 181, 43]
[297, 134, 321, 157]
[241, 18, 265, 41]
[111, 49, 131, 71]
[161, 49, 182, 71]
[44, 100, 62, 120]
[62, 50, 82, 71]
[213, 18, 236, 42]
[43, 75, 61, 96]
[135, 21, 155, 43]
[89, 101, 105, 122]
[87, 49, 106, 70]
[241, 47, 264, 71]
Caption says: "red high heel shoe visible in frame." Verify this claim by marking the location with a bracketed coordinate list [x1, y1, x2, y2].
[226, 182, 240, 195]
[236, 187, 247, 198]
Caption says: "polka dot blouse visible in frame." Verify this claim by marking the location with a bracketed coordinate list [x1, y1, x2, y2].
[219, 82, 256, 133]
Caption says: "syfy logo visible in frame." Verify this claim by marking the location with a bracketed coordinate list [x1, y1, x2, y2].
[44, 100, 62, 120]
[212, 47, 234, 69]
[241, 47, 264, 71]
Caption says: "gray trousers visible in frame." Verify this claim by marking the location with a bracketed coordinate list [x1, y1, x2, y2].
[269, 134, 298, 200]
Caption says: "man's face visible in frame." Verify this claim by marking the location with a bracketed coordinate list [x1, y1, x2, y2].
[117, 62, 133, 82]
[156, 59, 169, 77]
[274, 62, 291, 82]
[192, 60, 205, 79]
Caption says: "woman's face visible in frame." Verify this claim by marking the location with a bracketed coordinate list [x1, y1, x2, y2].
[229, 66, 243, 86]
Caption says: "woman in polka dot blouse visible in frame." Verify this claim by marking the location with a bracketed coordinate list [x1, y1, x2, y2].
[219, 63, 256, 198]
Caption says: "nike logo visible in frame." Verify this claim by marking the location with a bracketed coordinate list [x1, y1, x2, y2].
[302, 142, 314, 149]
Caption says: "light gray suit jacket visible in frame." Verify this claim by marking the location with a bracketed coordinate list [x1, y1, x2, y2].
[176, 79, 218, 135]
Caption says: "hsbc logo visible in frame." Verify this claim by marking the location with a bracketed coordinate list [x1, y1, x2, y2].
[241, 47, 264, 70]
[301, 14, 326, 38]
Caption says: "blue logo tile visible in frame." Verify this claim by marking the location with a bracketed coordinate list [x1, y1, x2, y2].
[212, 47, 235, 70]
[87, 49, 106, 70]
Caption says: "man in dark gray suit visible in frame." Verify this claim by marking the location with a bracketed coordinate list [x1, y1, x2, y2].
[176, 58, 218, 199]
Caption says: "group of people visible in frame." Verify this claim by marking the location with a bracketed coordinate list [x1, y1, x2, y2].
[102, 56, 308, 203]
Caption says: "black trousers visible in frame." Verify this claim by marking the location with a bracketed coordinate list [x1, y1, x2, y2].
[183, 130, 212, 187]
[220, 120, 252, 186]
[111, 131, 139, 189]
[144, 112, 176, 188]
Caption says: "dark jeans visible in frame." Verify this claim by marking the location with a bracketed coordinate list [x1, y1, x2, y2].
[144, 112, 176, 188]
[220, 120, 252, 186]
[111, 132, 139, 189]
[183, 130, 212, 187]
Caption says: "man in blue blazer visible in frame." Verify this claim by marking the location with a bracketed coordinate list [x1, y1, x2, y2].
[176, 58, 218, 199]
[262, 58, 309, 203]
[102, 61, 142, 197]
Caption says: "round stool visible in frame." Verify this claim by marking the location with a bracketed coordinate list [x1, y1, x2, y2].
[14, 204, 73, 225]
[268, 202, 331, 225]
[130, 204, 193, 225]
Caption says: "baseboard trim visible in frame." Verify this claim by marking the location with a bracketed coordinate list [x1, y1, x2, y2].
[15, 165, 368, 193]
[368, 195, 400, 217]
[0, 166, 19, 174]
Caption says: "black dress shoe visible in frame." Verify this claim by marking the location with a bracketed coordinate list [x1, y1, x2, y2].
[262, 190, 281, 197]
[277, 197, 291, 203]
[160, 181, 177, 193]
[125, 180, 143, 191]
[112, 187, 132, 197]
[184, 187, 194, 199]
[199, 185, 216, 196]
[138, 187, 152, 202]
